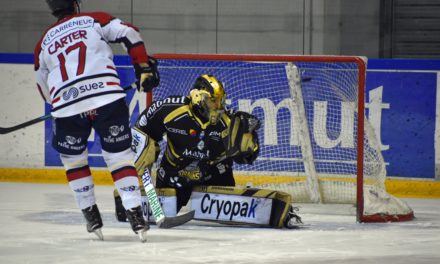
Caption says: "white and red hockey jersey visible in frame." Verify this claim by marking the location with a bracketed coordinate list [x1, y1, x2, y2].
[35, 12, 149, 117]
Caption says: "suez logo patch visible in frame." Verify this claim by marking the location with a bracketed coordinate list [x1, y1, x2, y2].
[190, 192, 272, 225]
[62, 82, 105, 101]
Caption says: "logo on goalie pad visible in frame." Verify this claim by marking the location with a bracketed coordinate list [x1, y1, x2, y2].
[141, 195, 177, 221]
[191, 192, 272, 225]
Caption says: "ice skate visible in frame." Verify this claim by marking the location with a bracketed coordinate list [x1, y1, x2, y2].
[114, 193, 127, 222]
[283, 205, 303, 229]
[82, 204, 104, 240]
[126, 206, 150, 242]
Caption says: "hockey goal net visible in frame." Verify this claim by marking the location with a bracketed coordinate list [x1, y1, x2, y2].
[150, 53, 414, 223]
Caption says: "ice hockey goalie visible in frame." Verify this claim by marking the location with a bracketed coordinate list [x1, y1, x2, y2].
[115, 74, 302, 228]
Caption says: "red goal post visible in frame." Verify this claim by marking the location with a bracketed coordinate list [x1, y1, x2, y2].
[150, 53, 414, 223]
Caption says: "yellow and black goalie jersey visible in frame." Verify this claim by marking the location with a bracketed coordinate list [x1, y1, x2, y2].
[135, 95, 231, 171]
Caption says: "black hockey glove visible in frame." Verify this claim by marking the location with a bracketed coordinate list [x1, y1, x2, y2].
[134, 57, 160, 93]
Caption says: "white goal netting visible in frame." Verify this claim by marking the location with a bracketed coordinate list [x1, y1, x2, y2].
[151, 54, 413, 222]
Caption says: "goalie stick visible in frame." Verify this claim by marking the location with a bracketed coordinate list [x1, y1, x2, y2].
[140, 168, 195, 228]
[0, 82, 138, 135]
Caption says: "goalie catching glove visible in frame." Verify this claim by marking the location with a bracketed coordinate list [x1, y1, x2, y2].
[134, 56, 160, 92]
[222, 111, 261, 164]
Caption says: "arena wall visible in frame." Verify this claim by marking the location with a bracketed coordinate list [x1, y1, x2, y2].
[0, 53, 439, 198]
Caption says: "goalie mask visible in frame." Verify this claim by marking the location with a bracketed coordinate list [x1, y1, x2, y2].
[190, 74, 226, 125]
[46, 0, 81, 18]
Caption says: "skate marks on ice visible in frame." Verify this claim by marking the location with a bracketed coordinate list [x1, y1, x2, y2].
[19, 210, 200, 243]
[2, 183, 440, 264]
[11, 183, 440, 234]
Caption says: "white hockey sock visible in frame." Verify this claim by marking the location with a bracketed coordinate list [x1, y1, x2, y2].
[114, 176, 142, 210]
[102, 148, 141, 210]
[68, 175, 96, 210]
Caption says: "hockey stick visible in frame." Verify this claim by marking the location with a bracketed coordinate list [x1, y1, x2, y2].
[140, 168, 195, 228]
[0, 82, 138, 135]
[0, 114, 52, 135]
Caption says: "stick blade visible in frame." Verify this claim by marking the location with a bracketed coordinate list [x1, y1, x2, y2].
[0, 128, 13, 135]
[158, 210, 195, 229]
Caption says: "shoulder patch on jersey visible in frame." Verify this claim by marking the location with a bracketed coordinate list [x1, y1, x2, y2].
[161, 96, 187, 105]
[82, 12, 115, 27]
[138, 115, 148, 127]
[145, 96, 187, 118]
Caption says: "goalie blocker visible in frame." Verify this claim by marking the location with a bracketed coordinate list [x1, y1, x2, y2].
[136, 185, 301, 228]
[131, 127, 160, 176]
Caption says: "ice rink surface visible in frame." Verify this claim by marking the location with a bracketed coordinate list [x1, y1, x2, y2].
[0, 182, 439, 264]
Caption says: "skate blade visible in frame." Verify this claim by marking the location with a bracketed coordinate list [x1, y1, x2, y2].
[138, 229, 147, 243]
[93, 228, 104, 240]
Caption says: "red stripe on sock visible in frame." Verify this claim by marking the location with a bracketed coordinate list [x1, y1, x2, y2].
[67, 167, 91, 181]
[111, 167, 137, 182]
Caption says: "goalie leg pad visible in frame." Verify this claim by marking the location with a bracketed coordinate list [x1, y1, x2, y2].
[190, 186, 293, 228]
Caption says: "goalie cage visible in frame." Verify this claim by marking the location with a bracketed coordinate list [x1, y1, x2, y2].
[148, 53, 414, 223]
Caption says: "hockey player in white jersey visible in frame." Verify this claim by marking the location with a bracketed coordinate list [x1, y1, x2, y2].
[34, 0, 160, 242]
